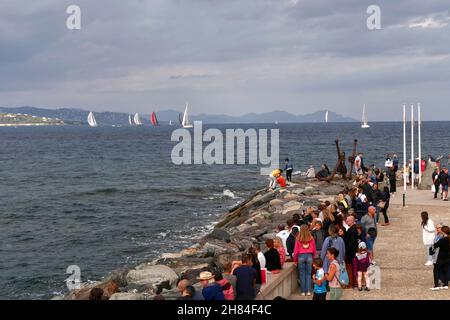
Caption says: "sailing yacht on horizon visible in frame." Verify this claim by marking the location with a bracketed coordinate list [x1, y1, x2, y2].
[87, 112, 98, 127]
[128, 114, 133, 125]
[150, 112, 160, 126]
[361, 104, 370, 129]
[134, 113, 143, 126]
[181, 103, 193, 128]
[325, 110, 329, 123]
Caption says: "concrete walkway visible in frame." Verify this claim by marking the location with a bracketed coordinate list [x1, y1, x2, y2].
[290, 190, 450, 300]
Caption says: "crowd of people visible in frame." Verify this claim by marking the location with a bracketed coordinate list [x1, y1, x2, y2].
[170, 153, 450, 301]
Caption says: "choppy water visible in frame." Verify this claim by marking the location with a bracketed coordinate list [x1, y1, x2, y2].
[0, 122, 449, 299]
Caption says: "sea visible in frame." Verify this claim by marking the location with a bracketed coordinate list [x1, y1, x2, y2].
[1, 122, 449, 299]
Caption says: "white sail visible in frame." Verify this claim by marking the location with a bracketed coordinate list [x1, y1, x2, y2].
[134, 113, 143, 126]
[182, 103, 193, 128]
[361, 104, 370, 128]
[325, 110, 329, 123]
[169, 120, 173, 126]
[87, 112, 98, 127]
[128, 114, 133, 125]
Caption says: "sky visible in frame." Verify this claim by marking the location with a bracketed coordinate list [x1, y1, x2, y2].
[0, 0, 449, 121]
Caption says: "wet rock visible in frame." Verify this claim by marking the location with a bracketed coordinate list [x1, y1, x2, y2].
[206, 228, 231, 243]
[126, 264, 178, 289]
[109, 292, 146, 300]
[104, 268, 129, 288]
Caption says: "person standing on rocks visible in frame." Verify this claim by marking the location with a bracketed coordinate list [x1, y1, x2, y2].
[284, 158, 294, 182]
[421, 211, 436, 267]
[293, 225, 317, 296]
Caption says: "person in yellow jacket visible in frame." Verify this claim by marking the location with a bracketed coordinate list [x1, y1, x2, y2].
[269, 169, 283, 190]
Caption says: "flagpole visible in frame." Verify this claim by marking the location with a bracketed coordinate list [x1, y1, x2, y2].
[411, 104, 415, 190]
[403, 104, 407, 206]
[418, 103, 422, 185]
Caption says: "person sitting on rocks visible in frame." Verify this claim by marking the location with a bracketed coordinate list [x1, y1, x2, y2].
[268, 169, 283, 190]
[276, 174, 287, 190]
[316, 164, 331, 179]
[264, 239, 282, 272]
[306, 165, 316, 178]
[198, 271, 225, 301]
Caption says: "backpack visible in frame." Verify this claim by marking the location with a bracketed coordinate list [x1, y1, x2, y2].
[333, 261, 349, 287]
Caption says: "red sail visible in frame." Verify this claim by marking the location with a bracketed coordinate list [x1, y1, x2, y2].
[151, 112, 159, 126]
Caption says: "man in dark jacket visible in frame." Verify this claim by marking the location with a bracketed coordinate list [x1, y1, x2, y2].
[344, 216, 359, 288]
[286, 220, 299, 259]
[439, 168, 449, 201]
[432, 167, 441, 199]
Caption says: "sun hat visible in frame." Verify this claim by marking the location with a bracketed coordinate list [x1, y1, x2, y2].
[359, 242, 367, 250]
[197, 271, 214, 281]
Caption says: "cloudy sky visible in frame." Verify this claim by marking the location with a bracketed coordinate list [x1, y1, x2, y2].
[1, 0, 449, 120]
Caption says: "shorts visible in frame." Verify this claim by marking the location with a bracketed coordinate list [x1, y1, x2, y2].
[443, 185, 449, 192]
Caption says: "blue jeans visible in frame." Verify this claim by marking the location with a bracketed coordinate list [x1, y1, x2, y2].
[298, 253, 313, 293]
[375, 206, 381, 224]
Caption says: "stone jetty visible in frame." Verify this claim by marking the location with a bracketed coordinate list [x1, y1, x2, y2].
[62, 176, 352, 300]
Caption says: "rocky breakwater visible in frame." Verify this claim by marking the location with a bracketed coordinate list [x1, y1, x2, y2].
[62, 177, 351, 300]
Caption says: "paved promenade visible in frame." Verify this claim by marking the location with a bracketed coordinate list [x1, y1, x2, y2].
[291, 190, 450, 300]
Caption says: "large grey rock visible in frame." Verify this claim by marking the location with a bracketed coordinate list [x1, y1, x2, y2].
[262, 233, 277, 241]
[206, 228, 231, 243]
[126, 264, 178, 289]
[283, 193, 302, 201]
[282, 203, 302, 215]
[109, 292, 146, 300]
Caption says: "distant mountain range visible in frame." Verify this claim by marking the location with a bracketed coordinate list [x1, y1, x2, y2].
[0, 106, 357, 125]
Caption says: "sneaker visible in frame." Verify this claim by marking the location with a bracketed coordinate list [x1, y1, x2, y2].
[358, 288, 363, 292]
[365, 287, 370, 292]
[301, 293, 306, 296]
[440, 286, 449, 290]
[430, 287, 440, 291]
[306, 292, 312, 296]
[425, 261, 433, 266]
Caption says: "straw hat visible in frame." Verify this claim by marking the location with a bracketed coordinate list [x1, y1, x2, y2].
[197, 271, 214, 281]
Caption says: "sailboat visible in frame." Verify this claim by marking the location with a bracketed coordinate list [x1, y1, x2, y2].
[181, 103, 193, 128]
[87, 112, 98, 127]
[169, 120, 173, 126]
[150, 112, 160, 126]
[134, 113, 143, 126]
[325, 110, 329, 123]
[128, 114, 133, 125]
[361, 104, 370, 129]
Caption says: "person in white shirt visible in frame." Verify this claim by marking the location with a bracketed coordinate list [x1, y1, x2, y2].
[306, 166, 316, 178]
[421, 211, 436, 266]
[276, 224, 290, 255]
[254, 243, 266, 269]
[355, 153, 363, 175]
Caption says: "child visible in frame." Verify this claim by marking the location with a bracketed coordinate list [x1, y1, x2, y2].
[274, 237, 286, 267]
[312, 258, 327, 300]
[354, 242, 371, 291]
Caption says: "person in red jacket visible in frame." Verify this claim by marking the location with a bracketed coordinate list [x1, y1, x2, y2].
[276, 175, 287, 189]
